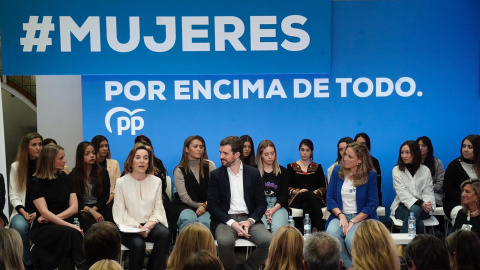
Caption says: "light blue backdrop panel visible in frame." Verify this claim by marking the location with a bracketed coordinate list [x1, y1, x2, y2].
[83, 0, 480, 218]
[0, 0, 330, 75]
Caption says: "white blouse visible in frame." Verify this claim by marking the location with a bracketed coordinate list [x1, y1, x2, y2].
[113, 174, 168, 228]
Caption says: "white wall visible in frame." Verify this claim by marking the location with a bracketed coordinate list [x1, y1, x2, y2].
[36, 76, 83, 170]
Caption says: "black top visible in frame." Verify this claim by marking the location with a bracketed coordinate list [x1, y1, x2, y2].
[262, 166, 290, 208]
[68, 167, 110, 211]
[179, 162, 210, 209]
[30, 172, 75, 223]
[287, 162, 327, 192]
[443, 159, 472, 217]
[453, 210, 480, 238]
[0, 174, 8, 224]
[371, 156, 383, 206]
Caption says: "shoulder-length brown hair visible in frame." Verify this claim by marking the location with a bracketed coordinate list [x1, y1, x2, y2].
[338, 142, 375, 187]
[34, 144, 64, 180]
[14, 132, 43, 191]
[123, 143, 154, 175]
[174, 136, 209, 179]
[167, 222, 216, 270]
[352, 219, 400, 270]
[265, 225, 304, 270]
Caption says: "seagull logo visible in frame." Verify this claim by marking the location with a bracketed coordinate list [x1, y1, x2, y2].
[104, 107, 146, 133]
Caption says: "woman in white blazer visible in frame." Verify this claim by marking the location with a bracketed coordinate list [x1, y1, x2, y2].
[390, 140, 435, 234]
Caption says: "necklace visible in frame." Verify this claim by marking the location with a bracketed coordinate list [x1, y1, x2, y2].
[467, 209, 479, 221]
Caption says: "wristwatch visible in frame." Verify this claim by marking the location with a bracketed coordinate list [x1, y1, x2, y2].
[248, 218, 255, 226]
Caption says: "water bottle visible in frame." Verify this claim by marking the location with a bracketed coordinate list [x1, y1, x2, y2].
[304, 213, 311, 237]
[73, 217, 81, 228]
[287, 216, 295, 227]
[408, 212, 416, 237]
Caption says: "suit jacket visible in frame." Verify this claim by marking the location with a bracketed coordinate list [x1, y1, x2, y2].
[208, 164, 267, 235]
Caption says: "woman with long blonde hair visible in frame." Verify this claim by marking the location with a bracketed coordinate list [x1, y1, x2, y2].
[326, 142, 378, 270]
[9, 132, 43, 269]
[167, 222, 216, 270]
[265, 225, 304, 270]
[0, 228, 25, 270]
[352, 219, 400, 270]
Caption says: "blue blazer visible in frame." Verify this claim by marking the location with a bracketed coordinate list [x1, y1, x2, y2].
[207, 164, 267, 235]
[326, 166, 378, 228]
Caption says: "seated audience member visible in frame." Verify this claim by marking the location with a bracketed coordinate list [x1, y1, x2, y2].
[9, 132, 43, 269]
[303, 232, 343, 270]
[182, 250, 224, 270]
[0, 228, 25, 270]
[69, 142, 112, 232]
[256, 140, 289, 235]
[287, 139, 328, 231]
[83, 221, 121, 267]
[30, 145, 88, 270]
[265, 225, 304, 270]
[0, 174, 8, 228]
[167, 222, 216, 270]
[354, 133, 382, 205]
[446, 230, 480, 270]
[91, 135, 121, 205]
[326, 142, 378, 270]
[327, 137, 354, 181]
[443, 135, 480, 222]
[43, 138, 71, 174]
[453, 179, 480, 236]
[416, 136, 445, 206]
[113, 144, 170, 270]
[89, 259, 123, 270]
[173, 136, 215, 232]
[390, 140, 435, 234]
[403, 235, 449, 270]
[240, 135, 256, 167]
[351, 219, 399, 270]
[208, 136, 272, 270]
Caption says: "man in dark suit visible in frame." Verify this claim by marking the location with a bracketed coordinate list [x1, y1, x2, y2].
[208, 136, 272, 270]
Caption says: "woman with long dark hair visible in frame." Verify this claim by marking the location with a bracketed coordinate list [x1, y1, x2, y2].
[173, 136, 215, 232]
[91, 135, 121, 204]
[9, 132, 43, 269]
[354, 133, 382, 206]
[240, 135, 256, 167]
[30, 144, 87, 270]
[443, 135, 480, 222]
[390, 140, 435, 234]
[416, 136, 445, 206]
[256, 140, 289, 234]
[69, 142, 111, 232]
[113, 143, 170, 270]
[287, 139, 328, 231]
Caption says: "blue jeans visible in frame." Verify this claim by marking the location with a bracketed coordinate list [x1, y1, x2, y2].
[395, 204, 430, 233]
[11, 214, 33, 265]
[177, 208, 211, 233]
[326, 213, 361, 269]
[261, 197, 288, 235]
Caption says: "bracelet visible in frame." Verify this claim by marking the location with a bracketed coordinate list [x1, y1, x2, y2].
[88, 208, 92, 213]
[349, 220, 357, 224]
[336, 212, 343, 218]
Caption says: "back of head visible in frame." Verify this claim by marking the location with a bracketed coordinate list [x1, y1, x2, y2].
[88, 259, 123, 270]
[182, 250, 224, 270]
[0, 228, 25, 270]
[446, 230, 480, 270]
[167, 223, 216, 270]
[352, 220, 400, 270]
[404, 235, 449, 270]
[84, 221, 121, 266]
[265, 226, 304, 270]
[303, 232, 341, 270]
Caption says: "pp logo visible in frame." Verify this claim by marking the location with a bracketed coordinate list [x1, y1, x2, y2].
[105, 107, 145, 135]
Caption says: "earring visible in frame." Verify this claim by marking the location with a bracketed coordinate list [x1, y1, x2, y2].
[357, 163, 361, 166]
